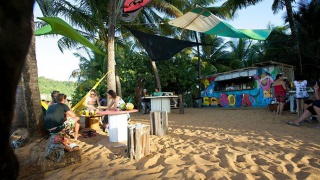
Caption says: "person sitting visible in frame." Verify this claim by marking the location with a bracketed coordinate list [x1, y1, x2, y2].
[273, 74, 287, 115]
[225, 84, 229, 90]
[153, 88, 163, 96]
[48, 90, 60, 107]
[45, 93, 80, 140]
[85, 89, 100, 111]
[287, 80, 320, 126]
[99, 94, 107, 106]
[99, 90, 125, 110]
[66, 97, 72, 109]
[141, 89, 151, 114]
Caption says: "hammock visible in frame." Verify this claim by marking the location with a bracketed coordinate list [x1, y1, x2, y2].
[72, 70, 113, 115]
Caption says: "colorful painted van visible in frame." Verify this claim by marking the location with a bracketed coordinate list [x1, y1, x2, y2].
[201, 61, 294, 108]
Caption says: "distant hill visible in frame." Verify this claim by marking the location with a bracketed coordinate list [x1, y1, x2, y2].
[38, 76, 76, 100]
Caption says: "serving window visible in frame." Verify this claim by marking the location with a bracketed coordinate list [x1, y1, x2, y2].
[214, 76, 254, 91]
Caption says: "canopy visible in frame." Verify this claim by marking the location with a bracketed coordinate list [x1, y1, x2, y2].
[125, 26, 206, 61]
[35, 17, 104, 55]
[168, 7, 271, 41]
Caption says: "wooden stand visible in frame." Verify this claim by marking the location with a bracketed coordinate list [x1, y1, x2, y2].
[150, 111, 168, 136]
[127, 124, 150, 161]
[83, 115, 101, 128]
[89, 117, 100, 130]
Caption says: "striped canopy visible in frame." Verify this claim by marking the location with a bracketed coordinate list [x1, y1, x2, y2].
[168, 8, 271, 40]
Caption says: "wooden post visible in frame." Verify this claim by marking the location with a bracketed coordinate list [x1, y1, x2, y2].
[179, 95, 184, 114]
[150, 111, 168, 136]
[85, 116, 90, 128]
[127, 124, 150, 161]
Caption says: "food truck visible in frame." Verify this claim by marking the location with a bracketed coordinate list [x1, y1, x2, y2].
[200, 61, 294, 107]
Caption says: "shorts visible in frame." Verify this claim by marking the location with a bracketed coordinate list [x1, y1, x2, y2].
[306, 100, 320, 115]
[64, 118, 76, 131]
[304, 99, 313, 105]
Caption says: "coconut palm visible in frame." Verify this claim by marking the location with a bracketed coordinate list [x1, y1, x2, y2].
[36, 0, 236, 98]
[293, 0, 320, 79]
[1, 0, 36, 178]
[224, 38, 254, 69]
[222, 0, 303, 74]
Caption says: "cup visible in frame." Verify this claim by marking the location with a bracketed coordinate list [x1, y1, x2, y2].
[85, 110, 89, 116]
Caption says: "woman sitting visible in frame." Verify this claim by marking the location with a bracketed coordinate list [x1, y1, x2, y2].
[99, 90, 125, 110]
[85, 89, 100, 110]
[153, 88, 163, 96]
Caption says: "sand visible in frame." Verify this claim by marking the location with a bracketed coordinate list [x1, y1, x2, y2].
[15, 107, 320, 179]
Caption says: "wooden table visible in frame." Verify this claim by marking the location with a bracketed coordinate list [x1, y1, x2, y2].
[98, 109, 138, 142]
[143, 96, 178, 113]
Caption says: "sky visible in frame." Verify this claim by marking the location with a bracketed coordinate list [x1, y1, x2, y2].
[34, 1, 286, 82]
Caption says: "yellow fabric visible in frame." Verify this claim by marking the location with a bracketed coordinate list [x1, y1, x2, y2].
[41, 100, 48, 110]
[72, 70, 113, 115]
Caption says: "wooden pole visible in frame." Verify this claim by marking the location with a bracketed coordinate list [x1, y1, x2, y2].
[179, 95, 184, 114]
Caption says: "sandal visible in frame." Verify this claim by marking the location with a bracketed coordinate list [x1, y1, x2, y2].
[286, 121, 300, 127]
[81, 130, 96, 138]
[64, 143, 80, 152]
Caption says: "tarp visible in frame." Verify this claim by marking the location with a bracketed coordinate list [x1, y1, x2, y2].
[168, 7, 271, 40]
[117, 0, 152, 22]
[35, 17, 105, 55]
[125, 26, 205, 61]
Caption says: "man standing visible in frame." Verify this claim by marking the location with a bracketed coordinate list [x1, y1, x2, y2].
[45, 93, 80, 140]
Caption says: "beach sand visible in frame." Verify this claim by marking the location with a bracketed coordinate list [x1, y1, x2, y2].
[16, 107, 320, 179]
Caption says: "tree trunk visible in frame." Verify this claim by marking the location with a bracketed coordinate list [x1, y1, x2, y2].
[22, 14, 47, 138]
[115, 66, 122, 97]
[107, 0, 117, 92]
[284, 0, 303, 75]
[150, 59, 161, 91]
[13, 76, 28, 129]
[0, 0, 35, 178]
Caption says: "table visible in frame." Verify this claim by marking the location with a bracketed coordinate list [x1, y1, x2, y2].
[98, 109, 138, 142]
[288, 89, 314, 114]
[143, 96, 178, 113]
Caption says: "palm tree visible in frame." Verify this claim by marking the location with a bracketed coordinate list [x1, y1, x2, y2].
[1, 0, 36, 178]
[293, 0, 320, 79]
[22, 13, 47, 138]
[225, 38, 253, 69]
[126, 0, 233, 91]
[222, 0, 303, 74]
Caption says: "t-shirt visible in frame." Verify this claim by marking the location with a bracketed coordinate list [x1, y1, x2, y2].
[45, 103, 70, 131]
[153, 91, 162, 96]
[141, 94, 150, 102]
[294, 80, 309, 98]
[100, 98, 107, 106]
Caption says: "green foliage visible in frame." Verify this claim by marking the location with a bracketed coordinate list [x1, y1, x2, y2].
[38, 76, 76, 100]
